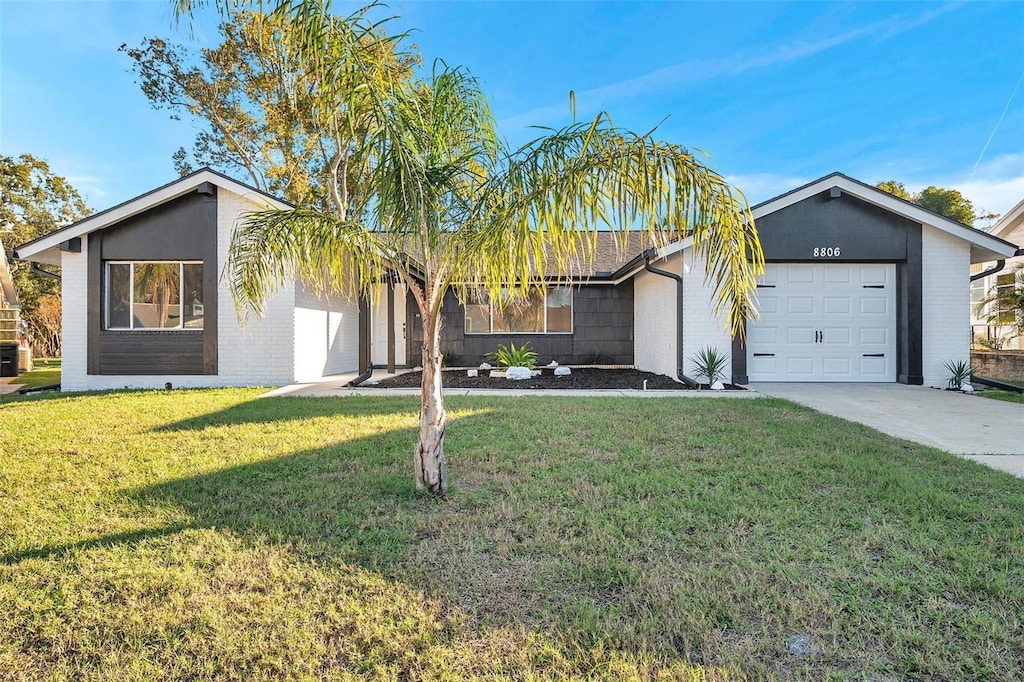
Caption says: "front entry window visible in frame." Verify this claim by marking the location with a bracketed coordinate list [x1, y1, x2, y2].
[105, 261, 204, 330]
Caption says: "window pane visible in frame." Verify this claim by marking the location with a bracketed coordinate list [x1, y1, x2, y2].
[183, 263, 204, 329]
[493, 289, 544, 333]
[546, 287, 573, 333]
[134, 263, 181, 329]
[107, 263, 132, 329]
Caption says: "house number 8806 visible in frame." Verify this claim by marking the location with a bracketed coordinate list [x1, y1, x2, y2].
[813, 247, 841, 257]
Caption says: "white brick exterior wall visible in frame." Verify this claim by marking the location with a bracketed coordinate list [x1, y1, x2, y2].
[60, 235, 89, 392]
[632, 250, 736, 381]
[682, 252, 733, 380]
[633, 254, 678, 378]
[921, 225, 971, 387]
[294, 282, 360, 382]
[64, 188, 303, 391]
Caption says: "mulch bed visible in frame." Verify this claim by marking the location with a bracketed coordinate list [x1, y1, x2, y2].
[366, 367, 744, 391]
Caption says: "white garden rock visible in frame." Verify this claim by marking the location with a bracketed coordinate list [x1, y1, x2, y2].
[479, 362, 492, 370]
[710, 380, 725, 391]
[505, 366, 533, 381]
[961, 384, 975, 393]
[467, 369, 478, 377]
[554, 366, 572, 377]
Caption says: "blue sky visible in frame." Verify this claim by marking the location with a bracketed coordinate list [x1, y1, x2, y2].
[2, 1, 1022, 220]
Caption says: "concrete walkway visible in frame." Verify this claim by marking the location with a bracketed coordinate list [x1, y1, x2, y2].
[753, 383, 1024, 477]
[0, 377, 21, 395]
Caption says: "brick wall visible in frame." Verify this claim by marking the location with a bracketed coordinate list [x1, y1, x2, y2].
[633, 253, 679, 377]
[682, 252, 734, 380]
[921, 225, 970, 388]
[60, 235, 89, 392]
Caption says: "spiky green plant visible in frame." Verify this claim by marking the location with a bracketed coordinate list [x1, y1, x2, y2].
[491, 342, 538, 370]
[690, 346, 728, 384]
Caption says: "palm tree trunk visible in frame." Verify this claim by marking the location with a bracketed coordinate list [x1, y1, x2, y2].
[415, 308, 447, 493]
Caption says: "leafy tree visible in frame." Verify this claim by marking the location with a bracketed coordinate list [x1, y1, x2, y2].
[211, 3, 764, 494]
[1, 154, 90, 355]
[875, 180, 992, 227]
[122, 9, 415, 211]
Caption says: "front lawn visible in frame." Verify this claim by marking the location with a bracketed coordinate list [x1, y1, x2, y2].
[976, 380, 1024, 404]
[5, 357, 61, 393]
[1, 390, 1021, 680]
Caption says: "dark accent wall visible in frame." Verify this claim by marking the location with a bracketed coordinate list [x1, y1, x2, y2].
[406, 283, 634, 366]
[87, 190, 219, 376]
[732, 189, 924, 385]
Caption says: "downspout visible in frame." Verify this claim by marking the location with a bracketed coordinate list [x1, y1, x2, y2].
[643, 251, 698, 387]
[30, 262, 61, 281]
[970, 260, 1005, 282]
[347, 294, 373, 387]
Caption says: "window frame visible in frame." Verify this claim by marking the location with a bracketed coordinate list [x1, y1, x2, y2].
[463, 286, 574, 335]
[104, 260, 204, 331]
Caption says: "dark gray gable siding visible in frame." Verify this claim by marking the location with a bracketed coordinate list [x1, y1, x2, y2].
[405, 283, 634, 367]
[731, 189, 923, 385]
[87, 189, 219, 376]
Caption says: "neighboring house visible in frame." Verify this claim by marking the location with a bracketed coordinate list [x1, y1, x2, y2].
[14, 170, 1019, 391]
[1, 239, 22, 377]
[970, 198, 1024, 350]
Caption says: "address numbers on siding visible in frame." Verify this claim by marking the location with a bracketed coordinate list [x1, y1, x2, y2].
[813, 247, 841, 257]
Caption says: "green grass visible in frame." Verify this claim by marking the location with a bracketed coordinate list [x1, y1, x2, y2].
[1, 390, 1022, 680]
[6, 358, 61, 392]
[975, 380, 1024, 404]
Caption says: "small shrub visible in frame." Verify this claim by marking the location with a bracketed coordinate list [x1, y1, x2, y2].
[972, 335, 1004, 351]
[441, 351, 459, 367]
[585, 350, 603, 365]
[491, 342, 537, 369]
[944, 358, 971, 390]
[690, 346, 728, 384]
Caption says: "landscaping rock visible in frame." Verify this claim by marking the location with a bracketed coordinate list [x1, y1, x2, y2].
[467, 369, 478, 377]
[710, 380, 725, 390]
[505, 366, 533, 380]
[554, 366, 571, 376]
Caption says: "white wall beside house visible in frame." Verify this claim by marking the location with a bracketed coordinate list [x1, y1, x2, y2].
[682, 252, 733, 381]
[293, 281, 359, 382]
[921, 224, 971, 388]
[633, 254, 678, 379]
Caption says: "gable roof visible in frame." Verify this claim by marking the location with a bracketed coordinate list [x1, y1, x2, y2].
[749, 172, 1018, 263]
[989, 197, 1024, 245]
[15, 168, 292, 265]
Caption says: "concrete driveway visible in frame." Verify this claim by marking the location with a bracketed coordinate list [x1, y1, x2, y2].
[753, 383, 1024, 477]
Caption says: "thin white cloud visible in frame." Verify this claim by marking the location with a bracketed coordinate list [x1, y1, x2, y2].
[724, 173, 813, 206]
[500, 3, 962, 131]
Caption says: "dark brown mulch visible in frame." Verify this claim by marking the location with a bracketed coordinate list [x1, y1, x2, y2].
[365, 367, 743, 391]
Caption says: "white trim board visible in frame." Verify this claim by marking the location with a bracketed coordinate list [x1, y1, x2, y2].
[15, 169, 291, 265]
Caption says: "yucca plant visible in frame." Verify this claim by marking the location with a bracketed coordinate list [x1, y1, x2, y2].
[690, 346, 728, 385]
[944, 358, 971, 390]
[491, 342, 538, 369]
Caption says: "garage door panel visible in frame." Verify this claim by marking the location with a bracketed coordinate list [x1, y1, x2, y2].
[823, 297, 851, 315]
[860, 297, 889, 315]
[823, 327, 851, 344]
[787, 327, 816, 344]
[749, 327, 778, 345]
[860, 327, 888, 345]
[786, 357, 815, 375]
[824, 267, 852, 284]
[786, 268, 815, 284]
[748, 263, 896, 382]
[787, 297, 816, 314]
[822, 357, 852, 376]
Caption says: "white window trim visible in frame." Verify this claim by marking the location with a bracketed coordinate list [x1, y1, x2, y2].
[105, 260, 203, 331]
[464, 287, 574, 335]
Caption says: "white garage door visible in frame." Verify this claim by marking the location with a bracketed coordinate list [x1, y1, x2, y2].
[748, 263, 896, 382]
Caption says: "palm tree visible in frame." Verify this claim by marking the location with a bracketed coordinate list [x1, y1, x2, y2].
[182, 1, 765, 494]
[980, 264, 1024, 340]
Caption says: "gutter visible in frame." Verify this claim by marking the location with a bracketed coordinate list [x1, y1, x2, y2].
[643, 251, 697, 387]
[970, 260, 1005, 282]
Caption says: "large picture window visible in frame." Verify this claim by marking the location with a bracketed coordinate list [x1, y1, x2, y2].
[464, 287, 573, 334]
[105, 261, 204, 330]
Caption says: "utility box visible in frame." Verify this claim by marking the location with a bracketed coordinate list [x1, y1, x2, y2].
[0, 343, 17, 378]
